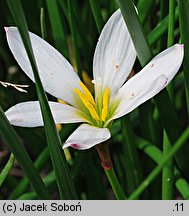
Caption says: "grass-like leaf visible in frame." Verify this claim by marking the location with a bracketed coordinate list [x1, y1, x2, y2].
[0, 153, 14, 187]
[178, 0, 189, 116]
[46, 0, 68, 58]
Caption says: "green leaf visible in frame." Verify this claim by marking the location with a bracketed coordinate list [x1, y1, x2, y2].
[46, 0, 68, 58]
[89, 0, 104, 33]
[178, 0, 189, 116]
[0, 153, 14, 187]
[67, 0, 82, 78]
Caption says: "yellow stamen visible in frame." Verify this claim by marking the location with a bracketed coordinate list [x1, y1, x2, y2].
[103, 87, 110, 107]
[74, 88, 100, 121]
[79, 81, 95, 105]
[101, 87, 110, 121]
[74, 88, 89, 105]
[101, 106, 108, 121]
[87, 103, 100, 120]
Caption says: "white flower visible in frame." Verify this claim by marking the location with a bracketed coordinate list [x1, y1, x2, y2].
[5, 9, 184, 150]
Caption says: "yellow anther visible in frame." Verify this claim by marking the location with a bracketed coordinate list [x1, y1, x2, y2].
[103, 87, 110, 107]
[74, 88, 89, 106]
[87, 103, 100, 120]
[74, 87, 100, 121]
[79, 81, 95, 105]
[101, 87, 110, 121]
[101, 106, 108, 121]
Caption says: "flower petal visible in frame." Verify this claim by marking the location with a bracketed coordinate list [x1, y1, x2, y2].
[93, 9, 136, 93]
[63, 124, 111, 150]
[112, 44, 184, 120]
[5, 101, 87, 127]
[5, 27, 81, 106]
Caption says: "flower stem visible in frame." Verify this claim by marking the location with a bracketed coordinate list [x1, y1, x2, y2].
[104, 167, 127, 200]
[96, 143, 126, 199]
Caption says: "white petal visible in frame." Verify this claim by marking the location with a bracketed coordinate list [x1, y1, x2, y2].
[93, 9, 136, 93]
[63, 124, 111, 150]
[5, 101, 87, 127]
[112, 44, 184, 119]
[5, 27, 81, 106]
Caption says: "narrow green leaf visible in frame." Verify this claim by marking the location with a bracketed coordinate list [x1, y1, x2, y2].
[46, 0, 68, 58]
[137, 0, 155, 24]
[166, 0, 176, 99]
[0, 107, 50, 199]
[167, 0, 176, 47]
[117, 0, 152, 66]
[162, 132, 174, 199]
[67, 0, 82, 78]
[0, 153, 14, 187]
[178, 0, 189, 116]
[40, 7, 47, 40]
[175, 177, 189, 199]
[7, 0, 77, 199]
[89, 0, 104, 33]
[58, 0, 91, 70]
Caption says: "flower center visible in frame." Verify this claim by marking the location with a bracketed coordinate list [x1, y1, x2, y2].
[74, 82, 110, 126]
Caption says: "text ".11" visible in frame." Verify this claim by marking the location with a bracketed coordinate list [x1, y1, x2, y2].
[173, 203, 184, 212]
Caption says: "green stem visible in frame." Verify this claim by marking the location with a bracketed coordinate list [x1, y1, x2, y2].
[96, 143, 126, 199]
[0, 153, 14, 187]
[129, 126, 189, 199]
[105, 167, 126, 200]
